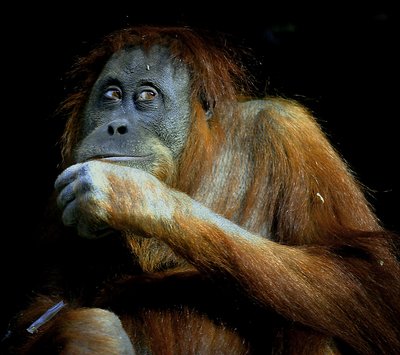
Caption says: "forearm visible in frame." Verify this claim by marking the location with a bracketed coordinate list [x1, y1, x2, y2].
[153, 196, 397, 350]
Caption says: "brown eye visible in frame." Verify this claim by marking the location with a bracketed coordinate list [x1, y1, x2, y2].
[104, 88, 122, 100]
[137, 90, 157, 101]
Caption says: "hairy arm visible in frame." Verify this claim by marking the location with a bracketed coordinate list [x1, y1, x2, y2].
[55, 160, 400, 353]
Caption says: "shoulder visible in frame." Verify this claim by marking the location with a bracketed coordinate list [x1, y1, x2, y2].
[236, 97, 314, 125]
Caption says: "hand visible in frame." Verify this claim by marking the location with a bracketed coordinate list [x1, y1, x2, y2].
[55, 160, 176, 238]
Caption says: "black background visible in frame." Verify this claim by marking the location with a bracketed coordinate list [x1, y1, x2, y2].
[1, 2, 398, 336]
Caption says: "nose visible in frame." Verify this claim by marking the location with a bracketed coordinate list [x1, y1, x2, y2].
[107, 120, 128, 135]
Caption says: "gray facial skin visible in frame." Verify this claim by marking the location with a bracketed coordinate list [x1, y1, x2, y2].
[74, 45, 192, 172]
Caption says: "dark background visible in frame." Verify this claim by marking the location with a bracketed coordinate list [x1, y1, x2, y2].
[1, 2, 398, 337]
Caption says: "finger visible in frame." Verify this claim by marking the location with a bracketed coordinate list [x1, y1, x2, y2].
[57, 183, 75, 210]
[54, 163, 83, 192]
[61, 200, 78, 227]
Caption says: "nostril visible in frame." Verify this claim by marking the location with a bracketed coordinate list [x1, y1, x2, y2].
[107, 124, 128, 135]
[117, 125, 128, 134]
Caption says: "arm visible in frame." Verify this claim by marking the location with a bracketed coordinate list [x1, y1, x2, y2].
[56, 160, 400, 353]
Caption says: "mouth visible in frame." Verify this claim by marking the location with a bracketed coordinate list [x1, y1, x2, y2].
[87, 154, 153, 163]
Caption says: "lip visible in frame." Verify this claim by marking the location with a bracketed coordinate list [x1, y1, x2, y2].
[88, 154, 153, 162]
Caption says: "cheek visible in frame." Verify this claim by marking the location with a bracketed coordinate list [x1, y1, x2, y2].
[158, 107, 191, 158]
[81, 97, 104, 135]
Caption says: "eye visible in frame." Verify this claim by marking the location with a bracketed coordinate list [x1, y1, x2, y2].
[104, 87, 122, 101]
[136, 89, 157, 102]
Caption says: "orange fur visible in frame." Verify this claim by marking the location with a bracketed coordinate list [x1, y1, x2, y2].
[5, 26, 400, 355]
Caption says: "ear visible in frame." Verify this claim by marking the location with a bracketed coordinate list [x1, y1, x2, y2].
[199, 92, 215, 120]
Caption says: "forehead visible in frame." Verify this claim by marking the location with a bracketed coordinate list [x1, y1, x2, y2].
[99, 45, 187, 80]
